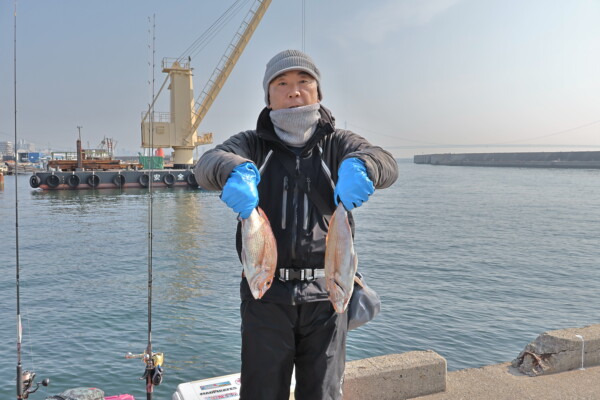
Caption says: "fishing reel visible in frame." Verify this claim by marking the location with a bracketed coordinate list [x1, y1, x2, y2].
[19, 370, 50, 399]
[126, 351, 164, 386]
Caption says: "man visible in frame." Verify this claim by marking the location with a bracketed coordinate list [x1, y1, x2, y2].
[194, 49, 398, 400]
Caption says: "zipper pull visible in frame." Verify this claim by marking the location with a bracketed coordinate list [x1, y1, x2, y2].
[295, 156, 300, 174]
[306, 176, 311, 193]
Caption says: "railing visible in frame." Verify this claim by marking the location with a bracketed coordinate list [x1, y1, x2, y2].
[162, 57, 191, 70]
[140, 111, 173, 123]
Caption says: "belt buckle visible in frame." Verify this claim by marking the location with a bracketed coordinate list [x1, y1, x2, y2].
[278, 267, 319, 282]
[304, 268, 316, 282]
[278, 268, 290, 282]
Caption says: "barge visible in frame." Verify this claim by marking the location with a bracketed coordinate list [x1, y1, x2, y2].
[30, 169, 199, 190]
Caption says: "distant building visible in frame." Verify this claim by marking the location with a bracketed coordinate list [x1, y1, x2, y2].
[0, 141, 15, 157]
[16, 139, 35, 152]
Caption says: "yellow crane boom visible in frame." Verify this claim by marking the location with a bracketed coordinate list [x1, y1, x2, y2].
[191, 0, 272, 135]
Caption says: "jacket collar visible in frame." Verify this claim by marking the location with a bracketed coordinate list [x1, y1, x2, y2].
[256, 104, 335, 152]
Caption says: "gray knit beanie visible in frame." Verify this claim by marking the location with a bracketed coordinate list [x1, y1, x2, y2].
[263, 49, 322, 106]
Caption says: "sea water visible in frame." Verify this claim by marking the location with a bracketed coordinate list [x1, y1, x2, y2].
[1, 160, 599, 398]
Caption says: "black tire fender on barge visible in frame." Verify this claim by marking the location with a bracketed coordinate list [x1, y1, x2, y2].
[87, 174, 100, 188]
[139, 174, 150, 188]
[46, 174, 60, 188]
[186, 173, 198, 187]
[163, 173, 175, 187]
[66, 174, 80, 188]
[30, 175, 41, 188]
[113, 174, 126, 187]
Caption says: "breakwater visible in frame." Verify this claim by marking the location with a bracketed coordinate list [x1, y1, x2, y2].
[414, 151, 600, 168]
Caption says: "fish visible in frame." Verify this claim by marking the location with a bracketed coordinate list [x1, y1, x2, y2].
[241, 207, 278, 299]
[324, 203, 358, 313]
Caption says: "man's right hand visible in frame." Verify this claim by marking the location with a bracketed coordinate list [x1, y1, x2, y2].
[221, 162, 260, 219]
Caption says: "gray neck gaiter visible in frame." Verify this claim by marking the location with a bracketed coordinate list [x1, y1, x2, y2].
[270, 103, 320, 147]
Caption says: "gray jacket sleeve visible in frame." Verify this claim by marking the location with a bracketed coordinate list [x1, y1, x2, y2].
[332, 129, 398, 189]
[193, 130, 258, 190]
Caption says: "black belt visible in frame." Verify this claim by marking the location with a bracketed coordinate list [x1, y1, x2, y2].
[277, 268, 325, 282]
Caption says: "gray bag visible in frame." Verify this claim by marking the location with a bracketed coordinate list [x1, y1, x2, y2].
[348, 272, 381, 331]
[46, 387, 105, 400]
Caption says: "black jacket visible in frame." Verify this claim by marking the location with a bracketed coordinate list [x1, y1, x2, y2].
[194, 105, 398, 304]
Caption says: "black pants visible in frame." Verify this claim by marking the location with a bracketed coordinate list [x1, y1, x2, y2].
[240, 299, 348, 400]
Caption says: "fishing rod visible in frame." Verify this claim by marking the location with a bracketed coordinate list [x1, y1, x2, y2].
[126, 14, 163, 400]
[13, 2, 49, 398]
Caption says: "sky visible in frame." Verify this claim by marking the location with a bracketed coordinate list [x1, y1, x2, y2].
[1, 0, 599, 158]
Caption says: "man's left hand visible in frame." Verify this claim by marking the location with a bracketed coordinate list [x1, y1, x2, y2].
[334, 158, 374, 211]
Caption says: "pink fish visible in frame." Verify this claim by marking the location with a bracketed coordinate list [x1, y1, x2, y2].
[241, 207, 277, 299]
[325, 203, 358, 313]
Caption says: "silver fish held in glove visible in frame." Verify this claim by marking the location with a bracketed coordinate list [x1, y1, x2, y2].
[241, 207, 277, 299]
[325, 203, 358, 313]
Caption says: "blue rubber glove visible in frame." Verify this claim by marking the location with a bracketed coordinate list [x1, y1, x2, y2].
[334, 158, 374, 211]
[221, 162, 260, 219]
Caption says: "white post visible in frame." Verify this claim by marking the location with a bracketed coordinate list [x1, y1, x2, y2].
[575, 334, 585, 370]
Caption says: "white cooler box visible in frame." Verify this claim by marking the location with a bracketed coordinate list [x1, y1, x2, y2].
[172, 372, 295, 400]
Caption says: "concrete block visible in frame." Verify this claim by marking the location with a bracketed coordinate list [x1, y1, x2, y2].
[342, 351, 446, 400]
[512, 324, 600, 376]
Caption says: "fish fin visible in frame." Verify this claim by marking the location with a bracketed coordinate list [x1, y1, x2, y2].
[241, 248, 248, 268]
[256, 207, 272, 227]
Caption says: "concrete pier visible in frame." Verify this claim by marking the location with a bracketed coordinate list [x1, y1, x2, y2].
[414, 151, 600, 169]
[342, 324, 600, 400]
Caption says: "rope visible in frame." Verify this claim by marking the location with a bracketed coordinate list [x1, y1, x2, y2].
[302, 0, 306, 52]
[177, 0, 251, 62]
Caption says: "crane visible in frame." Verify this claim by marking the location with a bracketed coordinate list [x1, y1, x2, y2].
[141, 0, 272, 168]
